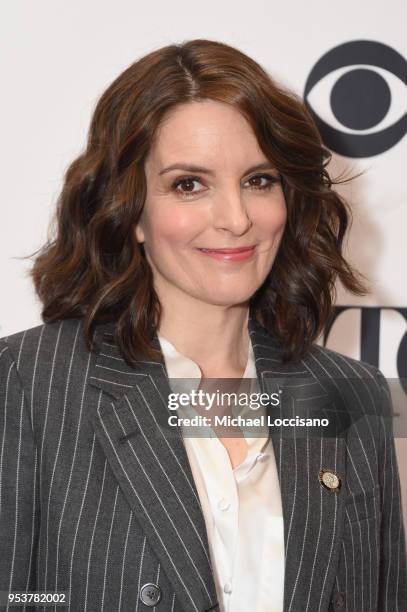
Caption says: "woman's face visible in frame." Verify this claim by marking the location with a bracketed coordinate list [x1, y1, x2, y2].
[136, 100, 287, 309]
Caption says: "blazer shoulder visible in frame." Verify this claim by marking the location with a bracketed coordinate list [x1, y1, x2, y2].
[309, 341, 380, 379]
[307, 342, 390, 415]
[0, 318, 92, 385]
[1, 318, 79, 356]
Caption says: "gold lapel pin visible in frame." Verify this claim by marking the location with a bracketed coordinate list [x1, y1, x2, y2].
[318, 469, 341, 492]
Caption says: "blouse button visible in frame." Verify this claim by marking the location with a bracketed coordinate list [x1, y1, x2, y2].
[218, 498, 231, 511]
[223, 581, 233, 594]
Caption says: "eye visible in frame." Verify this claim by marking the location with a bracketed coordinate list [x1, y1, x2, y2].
[245, 174, 280, 190]
[304, 40, 407, 157]
[171, 176, 204, 197]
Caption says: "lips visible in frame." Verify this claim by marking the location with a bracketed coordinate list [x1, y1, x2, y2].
[198, 247, 255, 253]
[197, 246, 256, 262]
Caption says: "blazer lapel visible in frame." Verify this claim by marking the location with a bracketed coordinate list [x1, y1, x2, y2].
[88, 317, 346, 612]
[249, 317, 347, 611]
[88, 324, 218, 612]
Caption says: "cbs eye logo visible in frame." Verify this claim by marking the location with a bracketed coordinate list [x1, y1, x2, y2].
[304, 40, 407, 158]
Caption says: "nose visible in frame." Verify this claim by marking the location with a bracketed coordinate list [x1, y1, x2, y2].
[212, 188, 253, 235]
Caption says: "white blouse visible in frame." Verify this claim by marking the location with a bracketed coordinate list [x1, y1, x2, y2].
[158, 334, 285, 612]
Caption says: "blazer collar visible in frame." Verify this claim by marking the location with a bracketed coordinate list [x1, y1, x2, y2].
[88, 315, 346, 612]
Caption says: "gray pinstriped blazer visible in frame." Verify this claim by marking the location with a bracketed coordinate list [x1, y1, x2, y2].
[0, 315, 406, 611]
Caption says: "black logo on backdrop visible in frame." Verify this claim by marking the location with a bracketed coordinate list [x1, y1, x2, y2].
[324, 306, 407, 393]
[304, 40, 407, 157]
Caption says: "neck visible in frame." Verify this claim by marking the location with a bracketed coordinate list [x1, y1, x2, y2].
[157, 293, 251, 378]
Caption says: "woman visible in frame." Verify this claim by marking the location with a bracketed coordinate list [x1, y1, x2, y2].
[0, 39, 405, 612]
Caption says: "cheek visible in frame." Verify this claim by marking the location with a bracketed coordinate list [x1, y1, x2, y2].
[254, 197, 287, 238]
[145, 207, 206, 247]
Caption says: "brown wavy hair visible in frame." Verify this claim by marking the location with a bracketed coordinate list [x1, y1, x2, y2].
[29, 38, 367, 364]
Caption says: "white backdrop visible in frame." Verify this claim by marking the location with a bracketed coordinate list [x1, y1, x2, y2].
[1, 0, 406, 527]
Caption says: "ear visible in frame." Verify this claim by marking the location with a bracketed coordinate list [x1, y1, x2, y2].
[135, 223, 145, 244]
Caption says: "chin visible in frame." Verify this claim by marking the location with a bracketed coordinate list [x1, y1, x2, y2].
[199, 289, 256, 307]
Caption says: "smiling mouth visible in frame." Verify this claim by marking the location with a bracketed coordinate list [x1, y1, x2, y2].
[196, 246, 256, 262]
[197, 246, 255, 253]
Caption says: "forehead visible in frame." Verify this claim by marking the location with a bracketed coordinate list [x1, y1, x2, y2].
[147, 100, 265, 168]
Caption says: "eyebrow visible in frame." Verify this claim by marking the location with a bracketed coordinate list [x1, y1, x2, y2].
[158, 161, 276, 176]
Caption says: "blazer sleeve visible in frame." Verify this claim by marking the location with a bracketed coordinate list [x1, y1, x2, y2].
[0, 341, 40, 595]
[375, 367, 407, 609]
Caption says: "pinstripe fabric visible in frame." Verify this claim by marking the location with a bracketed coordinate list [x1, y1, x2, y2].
[0, 316, 406, 611]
